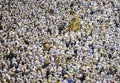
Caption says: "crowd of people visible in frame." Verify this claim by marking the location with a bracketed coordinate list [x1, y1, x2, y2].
[0, 0, 120, 83]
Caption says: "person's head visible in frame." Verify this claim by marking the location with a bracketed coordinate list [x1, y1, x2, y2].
[57, 79, 60, 83]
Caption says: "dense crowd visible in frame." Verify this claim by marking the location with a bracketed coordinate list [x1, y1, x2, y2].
[0, 0, 120, 83]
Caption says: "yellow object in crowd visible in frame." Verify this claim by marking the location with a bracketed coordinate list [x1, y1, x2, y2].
[69, 14, 81, 31]
[10, 47, 14, 51]
[70, 10, 75, 14]
[57, 82, 61, 83]
[44, 43, 51, 50]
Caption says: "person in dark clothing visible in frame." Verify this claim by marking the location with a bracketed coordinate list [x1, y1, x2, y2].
[61, 67, 67, 77]
[79, 73, 86, 83]
[47, 28, 52, 35]
[74, 49, 77, 55]
[46, 69, 50, 80]
[108, 54, 112, 59]
[58, 22, 66, 34]
[91, 43, 95, 53]
[66, 42, 69, 47]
